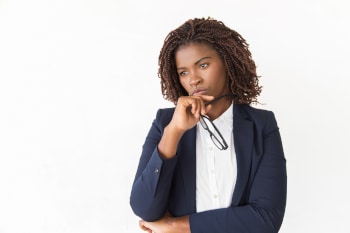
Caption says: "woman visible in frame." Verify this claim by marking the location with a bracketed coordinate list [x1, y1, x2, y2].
[130, 17, 287, 233]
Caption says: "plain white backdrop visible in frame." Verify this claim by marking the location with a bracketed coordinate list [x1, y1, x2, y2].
[0, 0, 349, 232]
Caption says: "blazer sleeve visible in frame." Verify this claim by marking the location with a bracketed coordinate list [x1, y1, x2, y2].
[189, 111, 287, 233]
[130, 109, 179, 221]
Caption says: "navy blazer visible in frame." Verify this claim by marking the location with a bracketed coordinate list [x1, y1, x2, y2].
[130, 104, 287, 233]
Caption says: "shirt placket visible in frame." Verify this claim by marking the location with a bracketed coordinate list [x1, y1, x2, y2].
[206, 139, 220, 209]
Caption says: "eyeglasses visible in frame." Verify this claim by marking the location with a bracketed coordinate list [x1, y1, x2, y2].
[197, 93, 236, 150]
[199, 115, 228, 150]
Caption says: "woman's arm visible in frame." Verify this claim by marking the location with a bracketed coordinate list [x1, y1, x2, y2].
[130, 96, 213, 222]
[130, 109, 180, 221]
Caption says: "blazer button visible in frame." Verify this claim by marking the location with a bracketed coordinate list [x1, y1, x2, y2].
[154, 168, 159, 174]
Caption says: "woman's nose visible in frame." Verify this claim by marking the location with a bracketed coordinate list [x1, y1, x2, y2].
[189, 73, 201, 86]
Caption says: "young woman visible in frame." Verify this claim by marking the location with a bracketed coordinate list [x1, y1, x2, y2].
[130, 17, 287, 233]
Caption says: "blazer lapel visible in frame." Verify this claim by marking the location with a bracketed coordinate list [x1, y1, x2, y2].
[231, 105, 254, 206]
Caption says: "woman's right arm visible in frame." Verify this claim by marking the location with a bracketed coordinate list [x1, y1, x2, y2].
[130, 96, 213, 221]
[130, 109, 180, 221]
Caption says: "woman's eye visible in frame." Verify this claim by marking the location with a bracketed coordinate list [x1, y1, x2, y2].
[200, 63, 208, 69]
[179, 71, 188, 76]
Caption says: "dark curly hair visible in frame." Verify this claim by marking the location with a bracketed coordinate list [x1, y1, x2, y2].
[158, 17, 262, 105]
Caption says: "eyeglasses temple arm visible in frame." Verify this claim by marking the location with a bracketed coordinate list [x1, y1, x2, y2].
[204, 93, 236, 106]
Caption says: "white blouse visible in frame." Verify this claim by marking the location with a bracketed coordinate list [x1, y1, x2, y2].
[196, 104, 237, 213]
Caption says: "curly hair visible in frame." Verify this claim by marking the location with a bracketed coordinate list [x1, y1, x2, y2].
[158, 17, 262, 105]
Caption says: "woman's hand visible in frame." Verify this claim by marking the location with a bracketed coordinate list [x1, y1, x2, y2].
[139, 212, 190, 233]
[169, 95, 214, 132]
[158, 95, 214, 160]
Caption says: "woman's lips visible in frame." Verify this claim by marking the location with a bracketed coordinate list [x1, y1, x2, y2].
[191, 89, 207, 96]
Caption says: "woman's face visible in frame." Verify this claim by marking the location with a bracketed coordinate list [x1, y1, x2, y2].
[175, 43, 229, 97]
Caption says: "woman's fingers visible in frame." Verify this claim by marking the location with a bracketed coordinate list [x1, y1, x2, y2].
[179, 95, 214, 117]
[189, 97, 203, 118]
[139, 220, 152, 233]
[198, 95, 215, 115]
[171, 95, 214, 132]
[190, 95, 215, 117]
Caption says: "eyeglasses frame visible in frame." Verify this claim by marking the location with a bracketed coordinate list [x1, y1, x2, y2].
[199, 115, 228, 150]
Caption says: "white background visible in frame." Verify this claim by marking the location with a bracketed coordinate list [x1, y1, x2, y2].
[0, 0, 349, 232]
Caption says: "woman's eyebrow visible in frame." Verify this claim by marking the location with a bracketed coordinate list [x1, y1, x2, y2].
[194, 56, 212, 65]
[177, 56, 212, 70]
